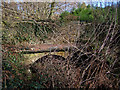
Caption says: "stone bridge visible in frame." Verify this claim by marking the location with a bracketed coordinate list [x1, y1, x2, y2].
[20, 44, 76, 66]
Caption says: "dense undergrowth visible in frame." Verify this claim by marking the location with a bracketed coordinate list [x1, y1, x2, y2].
[2, 2, 120, 89]
[2, 20, 55, 46]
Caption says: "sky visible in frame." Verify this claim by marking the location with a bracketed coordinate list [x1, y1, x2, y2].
[6, 0, 120, 13]
[5, 0, 120, 3]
